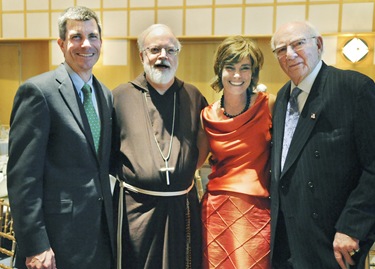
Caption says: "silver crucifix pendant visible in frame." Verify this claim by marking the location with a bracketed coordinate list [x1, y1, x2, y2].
[160, 160, 174, 185]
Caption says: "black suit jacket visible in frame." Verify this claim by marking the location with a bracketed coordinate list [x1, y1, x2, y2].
[7, 64, 115, 269]
[270, 62, 375, 268]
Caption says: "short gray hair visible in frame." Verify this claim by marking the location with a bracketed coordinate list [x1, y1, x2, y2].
[137, 24, 181, 52]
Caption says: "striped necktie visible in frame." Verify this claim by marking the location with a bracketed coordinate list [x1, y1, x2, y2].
[82, 83, 101, 153]
[281, 87, 302, 170]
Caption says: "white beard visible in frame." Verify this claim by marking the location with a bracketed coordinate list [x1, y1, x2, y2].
[143, 60, 177, 85]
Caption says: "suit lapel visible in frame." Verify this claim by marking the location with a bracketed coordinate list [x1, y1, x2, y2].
[55, 65, 97, 157]
[281, 64, 328, 177]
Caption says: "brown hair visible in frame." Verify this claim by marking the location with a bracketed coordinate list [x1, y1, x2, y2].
[211, 36, 264, 92]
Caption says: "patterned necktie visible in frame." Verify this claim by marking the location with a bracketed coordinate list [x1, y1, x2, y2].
[82, 84, 101, 153]
[281, 87, 302, 170]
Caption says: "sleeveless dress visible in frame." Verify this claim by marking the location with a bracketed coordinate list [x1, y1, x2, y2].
[201, 92, 272, 269]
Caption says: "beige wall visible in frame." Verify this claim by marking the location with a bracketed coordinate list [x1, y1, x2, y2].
[1, 35, 375, 125]
[1, 0, 375, 125]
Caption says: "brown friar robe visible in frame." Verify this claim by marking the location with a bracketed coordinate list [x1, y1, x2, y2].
[112, 73, 207, 269]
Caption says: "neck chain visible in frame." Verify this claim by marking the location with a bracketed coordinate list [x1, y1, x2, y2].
[143, 91, 176, 185]
[220, 89, 251, 118]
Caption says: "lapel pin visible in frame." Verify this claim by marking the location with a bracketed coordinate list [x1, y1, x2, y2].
[311, 113, 316, 119]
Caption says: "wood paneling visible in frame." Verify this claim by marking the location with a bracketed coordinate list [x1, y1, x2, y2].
[0, 41, 49, 125]
[0, 44, 20, 126]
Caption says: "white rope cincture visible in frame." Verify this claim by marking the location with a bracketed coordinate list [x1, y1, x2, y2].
[116, 178, 125, 269]
[121, 181, 194, 197]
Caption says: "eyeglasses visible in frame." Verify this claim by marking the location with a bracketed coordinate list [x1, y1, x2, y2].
[273, 37, 316, 59]
[143, 46, 180, 56]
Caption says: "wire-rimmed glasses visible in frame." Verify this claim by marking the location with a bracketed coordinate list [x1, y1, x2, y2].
[143, 46, 180, 56]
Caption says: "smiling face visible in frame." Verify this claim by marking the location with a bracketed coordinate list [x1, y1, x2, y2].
[140, 26, 179, 90]
[273, 22, 323, 85]
[57, 18, 101, 81]
[222, 57, 252, 96]
[211, 36, 263, 93]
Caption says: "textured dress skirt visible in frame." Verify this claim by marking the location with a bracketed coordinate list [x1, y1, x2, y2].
[201, 190, 271, 269]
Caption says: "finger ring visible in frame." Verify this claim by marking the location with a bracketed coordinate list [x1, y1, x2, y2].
[349, 250, 355, 256]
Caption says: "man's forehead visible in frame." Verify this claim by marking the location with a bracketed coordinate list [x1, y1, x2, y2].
[275, 34, 306, 46]
[66, 20, 99, 32]
[144, 35, 177, 47]
[275, 23, 309, 41]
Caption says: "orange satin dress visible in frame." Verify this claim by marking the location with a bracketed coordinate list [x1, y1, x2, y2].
[201, 92, 272, 269]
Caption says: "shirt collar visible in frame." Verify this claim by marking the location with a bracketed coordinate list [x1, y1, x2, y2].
[63, 62, 93, 93]
[291, 60, 322, 94]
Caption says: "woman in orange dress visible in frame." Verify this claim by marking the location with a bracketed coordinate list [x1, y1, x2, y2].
[201, 36, 275, 269]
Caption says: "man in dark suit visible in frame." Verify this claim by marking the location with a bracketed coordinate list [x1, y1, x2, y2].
[270, 21, 375, 269]
[7, 6, 115, 269]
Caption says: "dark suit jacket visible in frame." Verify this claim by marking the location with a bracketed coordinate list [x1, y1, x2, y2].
[7, 64, 115, 269]
[270, 62, 375, 269]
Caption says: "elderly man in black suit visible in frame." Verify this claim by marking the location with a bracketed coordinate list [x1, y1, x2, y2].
[7, 6, 115, 269]
[270, 21, 375, 269]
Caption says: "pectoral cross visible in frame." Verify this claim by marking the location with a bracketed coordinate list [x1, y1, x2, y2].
[160, 159, 174, 185]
